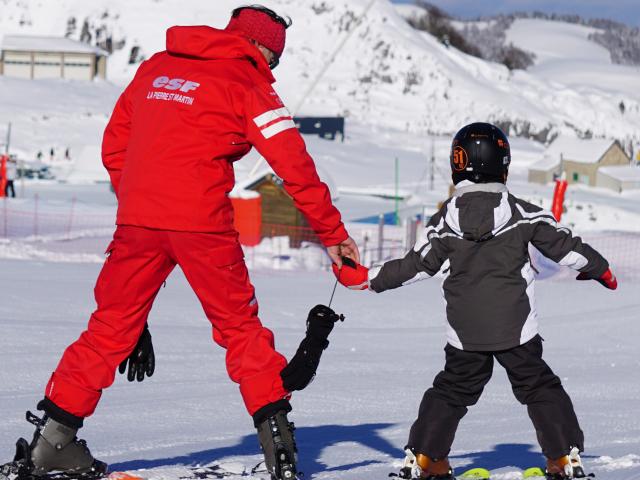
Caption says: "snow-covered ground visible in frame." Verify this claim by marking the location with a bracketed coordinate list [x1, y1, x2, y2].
[1, 1, 639, 477]
[505, 19, 639, 96]
[0, 258, 638, 479]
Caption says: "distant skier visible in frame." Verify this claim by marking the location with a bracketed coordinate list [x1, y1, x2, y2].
[8, 5, 359, 480]
[334, 122, 617, 479]
[5, 157, 17, 198]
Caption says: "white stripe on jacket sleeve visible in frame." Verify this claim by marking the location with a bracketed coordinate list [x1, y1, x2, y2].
[253, 107, 291, 127]
[261, 119, 296, 139]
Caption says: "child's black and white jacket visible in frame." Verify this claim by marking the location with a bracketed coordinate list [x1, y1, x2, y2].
[368, 182, 609, 351]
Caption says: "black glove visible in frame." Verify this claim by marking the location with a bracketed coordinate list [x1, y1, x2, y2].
[119, 323, 155, 382]
[280, 304, 344, 392]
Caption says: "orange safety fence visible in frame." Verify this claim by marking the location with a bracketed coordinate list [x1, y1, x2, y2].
[2, 199, 639, 280]
[0, 200, 115, 239]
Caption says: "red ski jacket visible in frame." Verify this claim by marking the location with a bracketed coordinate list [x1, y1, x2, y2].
[102, 26, 348, 246]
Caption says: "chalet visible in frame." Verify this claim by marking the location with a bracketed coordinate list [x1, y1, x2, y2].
[0, 35, 108, 81]
[596, 165, 640, 193]
[528, 156, 561, 184]
[529, 136, 631, 190]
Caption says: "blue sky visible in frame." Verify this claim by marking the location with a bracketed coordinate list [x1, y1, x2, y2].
[390, 0, 640, 27]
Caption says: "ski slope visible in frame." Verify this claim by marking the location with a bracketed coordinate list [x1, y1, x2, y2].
[1, 0, 640, 149]
[0, 257, 639, 479]
[505, 18, 639, 96]
[1, 1, 639, 477]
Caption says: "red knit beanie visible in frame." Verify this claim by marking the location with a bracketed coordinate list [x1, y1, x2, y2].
[225, 7, 287, 57]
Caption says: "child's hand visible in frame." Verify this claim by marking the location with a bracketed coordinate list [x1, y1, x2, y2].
[576, 268, 617, 290]
[332, 256, 369, 290]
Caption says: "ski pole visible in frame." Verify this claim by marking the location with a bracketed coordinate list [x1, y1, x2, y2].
[328, 256, 357, 308]
[327, 276, 339, 309]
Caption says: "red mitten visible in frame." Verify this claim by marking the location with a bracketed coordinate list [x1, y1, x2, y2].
[576, 268, 617, 290]
[332, 257, 369, 290]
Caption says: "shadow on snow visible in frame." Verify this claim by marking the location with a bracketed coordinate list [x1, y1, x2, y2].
[109, 429, 597, 476]
[451, 443, 545, 471]
[109, 423, 402, 476]
[450, 443, 596, 471]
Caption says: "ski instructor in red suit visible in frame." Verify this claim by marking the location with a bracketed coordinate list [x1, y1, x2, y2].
[9, 6, 359, 480]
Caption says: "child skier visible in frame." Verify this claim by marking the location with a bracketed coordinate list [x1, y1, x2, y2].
[333, 122, 617, 479]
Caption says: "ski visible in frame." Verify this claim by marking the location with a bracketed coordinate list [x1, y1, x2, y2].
[522, 467, 546, 479]
[0, 461, 105, 480]
[458, 468, 491, 479]
[387, 465, 600, 480]
[522, 465, 596, 479]
[181, 464, 270, 479]
[107, 474, 146, 480]
[111, 464, 295, 480]
[0, 463, 290, 480]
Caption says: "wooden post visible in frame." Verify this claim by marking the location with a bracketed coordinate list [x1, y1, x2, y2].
[66, 196, 76, 238]
[34, 193, 39, 237]
[2, 197, 7, 237]
[394, 157, 399, 225]
[362, 233, 369, 267]
[377, 214, 384, 262]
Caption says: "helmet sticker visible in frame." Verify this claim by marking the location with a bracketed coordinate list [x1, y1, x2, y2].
[452, 146, 469, 171]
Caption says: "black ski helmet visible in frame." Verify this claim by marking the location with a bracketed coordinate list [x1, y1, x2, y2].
[450, 122, 511, 184]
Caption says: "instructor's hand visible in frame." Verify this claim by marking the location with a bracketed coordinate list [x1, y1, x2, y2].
[119, 323, 155, 382]
[331, 257, 369, 290]
[327, 236, 360, 268]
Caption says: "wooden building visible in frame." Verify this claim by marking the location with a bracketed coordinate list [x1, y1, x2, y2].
[0, 35, 108, 81]
[233, 168, 338, 247]
[247, 173, 308, 226]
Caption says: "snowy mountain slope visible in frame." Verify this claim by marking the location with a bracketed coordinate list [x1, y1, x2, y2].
[0, 75, 120, 175]
[505, 18, 640, 96]
[1, 0, 639, 143]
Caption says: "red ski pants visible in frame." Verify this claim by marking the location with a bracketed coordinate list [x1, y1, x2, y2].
[44, 225, 289, 418]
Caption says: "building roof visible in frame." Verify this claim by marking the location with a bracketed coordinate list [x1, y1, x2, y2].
[1, 35, 108, 55]
[231, 165, 338, 200]
[598, 165, 640, 182]
[529, 156, 560, 172]
[546, 136, 616, 164]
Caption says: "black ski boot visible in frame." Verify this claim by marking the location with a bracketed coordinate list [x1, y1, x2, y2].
[7, 411, 107, 479]
[256, 410, 298, 480]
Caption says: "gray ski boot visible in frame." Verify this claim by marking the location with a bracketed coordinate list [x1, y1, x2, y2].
[9, 411, 107, 479]
[256, 410, 298, 480]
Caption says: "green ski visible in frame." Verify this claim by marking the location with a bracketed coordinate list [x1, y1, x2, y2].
[458, 467, 491, 480]
[523, 467, 546, 478]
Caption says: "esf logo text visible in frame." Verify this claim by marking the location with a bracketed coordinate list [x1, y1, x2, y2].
[152, 76, 200, 93]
